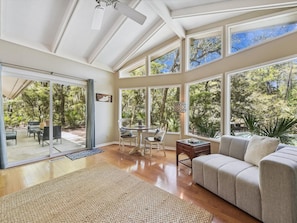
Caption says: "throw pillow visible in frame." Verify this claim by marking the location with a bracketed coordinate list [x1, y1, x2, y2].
[244, 135, 279, 166]
[120, 127, 132, 137]
[154, 129, 163, 141]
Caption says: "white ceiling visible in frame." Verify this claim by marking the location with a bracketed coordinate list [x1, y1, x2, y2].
[1, 0, 297, 73]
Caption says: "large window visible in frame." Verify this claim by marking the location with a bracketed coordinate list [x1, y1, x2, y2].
[119, 59, 146, 78]
[150, 44, 180, 75]
[228, 10, 297, 54]
[187, 28, 222, 71]
[149, 86, 180, 132]
[120, 88, 146, 125]
[187, 77, 222, 138]
[229, 57, 297, 145]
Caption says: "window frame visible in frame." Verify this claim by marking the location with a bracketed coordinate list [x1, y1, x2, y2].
[119, 58, 146, 79]
[148, 84, 182, 133]
[225, 54, 297, 138]
[185, 27, 223, 72]
[119, 87, 147, 124]
[148, 40, 182, 76]
[226, 8, 297, 56]
[185, 74, 223, 138]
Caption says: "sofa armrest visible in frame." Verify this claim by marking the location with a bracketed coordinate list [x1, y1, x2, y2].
[259, 147, 297, 223]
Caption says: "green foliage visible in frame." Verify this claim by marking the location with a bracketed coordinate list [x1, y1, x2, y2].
[121, 89, 146, 125]
[189, 35, 221, 69]
[189, 79, 221, 138]
[192, 116, 219, 138]
[242, 114, 259, 135]
[150, 48, 180, 74]
[149, 87, 179, 132]
[3, 81, 86, 129]
[231, 59, 297, 145]
[129, 65, 145, 77]
[242, 114, 297, 144]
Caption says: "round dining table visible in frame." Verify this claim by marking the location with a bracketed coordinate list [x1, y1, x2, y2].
[122, 125, 156, 156]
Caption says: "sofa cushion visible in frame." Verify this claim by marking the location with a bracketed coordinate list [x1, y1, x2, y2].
[260, 147, 297, 223]
[193, 154, 238, 194]
[219, 135, 249, 161]
[192, 154, 222, 187]
[236, 166, 262, 220]
[218, 160, 254, 205]
[244, 135, 279, 166]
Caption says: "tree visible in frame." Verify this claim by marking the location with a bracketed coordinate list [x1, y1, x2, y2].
[189, 35, 221, 69]
[4, 81, 86, 129]
[189, 79, 221, 137]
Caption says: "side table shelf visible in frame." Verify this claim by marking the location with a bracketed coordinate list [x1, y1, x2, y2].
[176, 139, 210, 168]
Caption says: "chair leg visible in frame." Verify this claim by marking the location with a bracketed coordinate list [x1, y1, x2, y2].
[162, 143, 166, 157]
[118, 137, 121, 150]
[119, 138, 124, 152]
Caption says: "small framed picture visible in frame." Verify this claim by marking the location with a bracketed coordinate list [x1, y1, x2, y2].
[96, 93, 112, 102]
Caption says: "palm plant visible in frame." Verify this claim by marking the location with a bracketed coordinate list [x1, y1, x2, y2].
[242, 113, 259, 135]
[242, 114, 297, 144]
[259, 118, 297, 144]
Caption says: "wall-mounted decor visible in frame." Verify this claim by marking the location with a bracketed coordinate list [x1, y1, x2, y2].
[96, 93, 112, 102]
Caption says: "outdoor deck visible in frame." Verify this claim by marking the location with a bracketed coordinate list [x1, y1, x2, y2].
[6, 127, 86, 163]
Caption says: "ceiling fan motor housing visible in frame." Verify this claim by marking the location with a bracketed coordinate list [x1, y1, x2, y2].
[95, 0, 119, 8]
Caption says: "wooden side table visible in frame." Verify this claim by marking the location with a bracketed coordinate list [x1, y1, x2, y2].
[176, 139, 210, 168]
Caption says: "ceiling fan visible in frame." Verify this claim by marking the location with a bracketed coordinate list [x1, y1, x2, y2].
[91, 0, 147, 30]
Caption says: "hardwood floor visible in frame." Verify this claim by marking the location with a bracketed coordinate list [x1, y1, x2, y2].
[0, 144, 261, 223]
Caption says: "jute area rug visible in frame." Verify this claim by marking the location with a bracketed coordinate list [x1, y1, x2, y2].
[0, 161, 213, 223]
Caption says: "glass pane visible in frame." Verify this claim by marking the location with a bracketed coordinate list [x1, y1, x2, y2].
[121, 88, 146, 125]
[188, 35, 222, 70]
[230, 58, 297, 145]
[52, 83, 86, 155]
[150, 48, 180, 75]
[230, 22, 297, 54]
[188, 78, 221, 138]
[128, 65, 146, 77]
[2, 77, 50, 164]
[149, 87, 180, 132]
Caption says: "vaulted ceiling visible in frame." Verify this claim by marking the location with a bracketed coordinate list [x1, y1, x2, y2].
[1, 0, 297, 73]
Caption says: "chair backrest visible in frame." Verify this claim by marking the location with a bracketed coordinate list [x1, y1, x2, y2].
[118, 119, 131, 128]
[28, 121, 40, 126]
[53, 126, 61, 139]
[118, 119, 132, 136]
[154, 120, 168, 142]
[42, 126, 61, 140]
[42, 127, 50, 140]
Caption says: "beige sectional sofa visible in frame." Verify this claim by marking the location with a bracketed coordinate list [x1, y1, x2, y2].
[192, 135, 297, 223]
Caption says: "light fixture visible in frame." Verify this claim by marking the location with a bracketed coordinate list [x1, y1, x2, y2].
[91, 0, 146, 30]
[174, 102, 186, 113]
[174, 102, 186, 139]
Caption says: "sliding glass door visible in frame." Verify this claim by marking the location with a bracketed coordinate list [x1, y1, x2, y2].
[1, 66, 87, 167]
[52, 83, 86, 155]
[3, 78, 51, 164]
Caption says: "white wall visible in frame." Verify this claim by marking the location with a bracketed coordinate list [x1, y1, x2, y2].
[0, 39, 114, 146]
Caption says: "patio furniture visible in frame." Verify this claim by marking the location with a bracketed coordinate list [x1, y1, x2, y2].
[144, 120, 168, 157]
[118, 119, 137, 152]
[38, 126, 62, 146]
[6, 130, 17, 144]
[27, 121, 40, 137]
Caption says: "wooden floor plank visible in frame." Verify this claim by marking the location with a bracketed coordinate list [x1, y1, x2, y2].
[0, 144, 261, 223]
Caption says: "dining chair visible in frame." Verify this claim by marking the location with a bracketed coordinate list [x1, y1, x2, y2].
[118, 119, 137, 152]
[144, 120, 168, 157]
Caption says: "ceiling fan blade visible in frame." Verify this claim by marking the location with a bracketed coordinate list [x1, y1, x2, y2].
[115, 2, 146, 25]
[91, 5, 105, 30]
